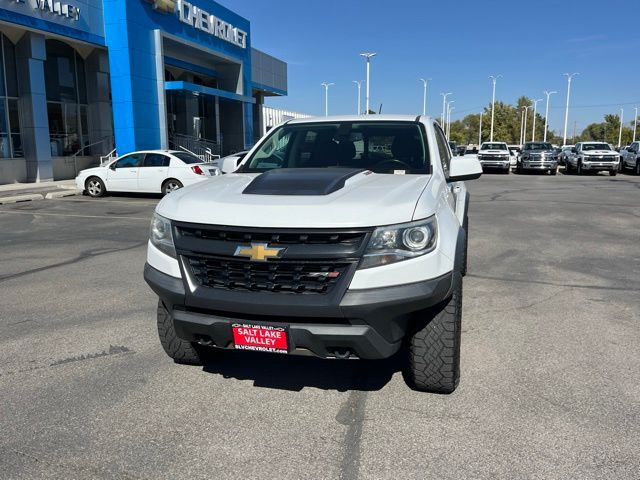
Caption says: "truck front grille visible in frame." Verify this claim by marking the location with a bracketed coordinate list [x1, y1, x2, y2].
[186, 255, 352, 294]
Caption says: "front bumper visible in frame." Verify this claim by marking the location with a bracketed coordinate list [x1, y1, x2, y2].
[581, 161, 618, 171]
[480, 160, 510, 168]
[144, 263, 454, 360]
[522, 161, 557, 170]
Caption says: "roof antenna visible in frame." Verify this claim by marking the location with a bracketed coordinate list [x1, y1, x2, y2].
[378, 103, 383, 114]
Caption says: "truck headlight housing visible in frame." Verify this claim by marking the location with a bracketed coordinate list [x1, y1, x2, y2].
[359, 216, 437, 269]
[150, 213, 176, 258]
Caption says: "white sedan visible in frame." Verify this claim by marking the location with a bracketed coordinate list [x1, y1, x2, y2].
[76, 150, 219, 197]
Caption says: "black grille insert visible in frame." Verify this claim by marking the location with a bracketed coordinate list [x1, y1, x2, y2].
[177, 226, 366, 247]
[187, 256, 352, 294]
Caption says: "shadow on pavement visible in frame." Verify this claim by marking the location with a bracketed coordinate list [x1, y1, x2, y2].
[201, 348, 402, 392]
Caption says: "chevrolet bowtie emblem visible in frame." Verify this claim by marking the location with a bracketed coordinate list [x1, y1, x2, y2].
[234, 243, 286, 262]
[145, 0, 176, 13]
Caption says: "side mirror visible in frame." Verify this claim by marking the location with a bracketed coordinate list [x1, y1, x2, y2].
[109, 162, 117, 170]
[449, 156, 482, 181]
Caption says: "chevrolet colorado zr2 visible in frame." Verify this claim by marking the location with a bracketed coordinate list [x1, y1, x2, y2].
[144, 115, 482, 393]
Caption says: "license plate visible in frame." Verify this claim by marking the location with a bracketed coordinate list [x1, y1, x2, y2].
[231, 323, 289, 354]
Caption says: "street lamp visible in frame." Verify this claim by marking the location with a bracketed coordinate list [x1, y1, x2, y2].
[618, 108, 624, 148]
[489, 74, 502, 141]
[562, 73, 579, 146]
[634, 107, 638, 142]
[531, 98, 543, 142]
[321, 82, 334, 116]
[479, 111, 483, 146]
[522, 105, 532, 145]
[446, 100, 455, 137]
[359, 53, 376, 115]
[543, 90, 557, 142]
[440, 92, 452, 127]
[352, 80, 362, 115]
[419, 78, 431, 116]
[447, 106, 455, 138]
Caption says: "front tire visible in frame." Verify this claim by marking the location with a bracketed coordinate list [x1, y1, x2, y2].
[577, 161, 583, 175]
[636, 161, 640, 176]
[550, 168, 557, 175]
[609, 169, 617, 176]
[157, 300, 202, 365]
[85, 177, 106, 197]
[405, 272, 462, 394]
[162, 179, 183, 195]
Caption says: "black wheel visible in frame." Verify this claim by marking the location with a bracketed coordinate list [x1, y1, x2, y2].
[85, 176, 106, 197]
[619, 160, 625, 172]
[564, 162, 571, 174]
[516, 164, 522, 174]
[577, 161, 583, 175]
[405, 271, 462, 394]
[609, 169, 617, 176]
[157, 300, 202, 365]
[636, 161, 640, 176]
[550, 168, 557, 176]
[504, 167, 510, 175]
[162, 179, 183, 195]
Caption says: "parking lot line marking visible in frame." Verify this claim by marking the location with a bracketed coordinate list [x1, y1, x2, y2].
[0, 210, 149, 221]
[59, 197, 159, 206]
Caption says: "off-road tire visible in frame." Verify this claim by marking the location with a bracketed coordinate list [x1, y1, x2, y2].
[157, 300, 202, 365]
[577, 161, 583, 175]
[406, 272, 462, 394]
[550, 168, 557, 175]
[636, 160, 640, 176]
[504, 167, 510, 174]
[609, 169, 617, 176]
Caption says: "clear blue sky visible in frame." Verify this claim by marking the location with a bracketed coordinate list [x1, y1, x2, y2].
[222, 0, 640, 134]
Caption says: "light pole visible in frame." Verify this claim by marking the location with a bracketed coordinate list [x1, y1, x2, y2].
[489, 74, 502, 141]
[419, 78, 431, 116]
[562, 73, 579, 146]
[360, 53, 376, 115]
[634, 107, 638, 142]
[446, 100, 455, 137]
[522, 105, 532, 145]
[440, 92, 452, 127]
[447, 106, 455, 138]
[321, 82, 334, 116]
[543, 90, 557, 142]
[531, 98, 543, 142]
[352, 80, 362, 115]
[618, 108, 624, 148]
[479, 111, 483, 146]
[519, 108, 525, 146]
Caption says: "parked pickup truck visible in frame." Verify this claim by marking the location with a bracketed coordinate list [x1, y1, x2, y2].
[516, 142, 558, 174]
[620, 141, 640, 175]
[143, 115, 483, 393]
[477, 142, 511, 173]
[565, 142, 620, 176]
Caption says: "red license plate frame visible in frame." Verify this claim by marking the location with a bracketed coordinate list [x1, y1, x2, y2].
[231, 322, 289, 354]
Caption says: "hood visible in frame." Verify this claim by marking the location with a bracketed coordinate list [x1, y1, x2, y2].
[156, 170, 432, 228]
[584, 150, 617, 156]
[479, 149, 508, 154]
[78, 166, 107, 176]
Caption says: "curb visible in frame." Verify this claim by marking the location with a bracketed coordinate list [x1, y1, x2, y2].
[0, 193, 44, 204]
[45, 190, 81, 199]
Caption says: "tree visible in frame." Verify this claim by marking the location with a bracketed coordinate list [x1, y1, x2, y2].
[579, 114, 634, 146]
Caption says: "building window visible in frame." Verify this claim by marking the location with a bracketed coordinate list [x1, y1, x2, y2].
[0, 34, 21, 158]
[44, 40, 89, 156]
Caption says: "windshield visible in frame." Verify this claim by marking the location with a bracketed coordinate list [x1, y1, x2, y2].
[582, 143, 611, 151]
[481, 143, 507, 150]
[241, 122, 429, 174]
[172, 152, 202, 164]
[524, 142, 553, 151]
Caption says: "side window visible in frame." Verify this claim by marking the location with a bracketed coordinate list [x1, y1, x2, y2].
[114, 153, 143, 168]
[433, 124, 451, 176]
[143, 153, 170, 167]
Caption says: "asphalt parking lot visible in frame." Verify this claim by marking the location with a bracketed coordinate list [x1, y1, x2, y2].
[0, 172, 638, 479]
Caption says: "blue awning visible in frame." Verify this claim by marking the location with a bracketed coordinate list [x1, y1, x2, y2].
[164, 81, 255, 104]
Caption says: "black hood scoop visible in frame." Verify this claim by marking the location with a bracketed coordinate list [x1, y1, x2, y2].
[243, 168, 366, 196]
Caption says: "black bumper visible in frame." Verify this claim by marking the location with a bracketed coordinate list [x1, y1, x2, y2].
[144, 263, 453, 360]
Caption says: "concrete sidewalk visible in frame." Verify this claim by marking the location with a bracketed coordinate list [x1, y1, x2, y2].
[0, 179, 81, 203]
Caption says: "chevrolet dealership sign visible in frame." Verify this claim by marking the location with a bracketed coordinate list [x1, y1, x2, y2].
[146, 0, 247, 49]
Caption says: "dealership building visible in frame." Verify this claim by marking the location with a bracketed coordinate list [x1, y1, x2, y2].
[0, 0, 288, 184]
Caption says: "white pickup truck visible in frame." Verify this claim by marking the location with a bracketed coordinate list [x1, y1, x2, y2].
[477, 142, 511, 173]
[565, 142, 620, 175]
[620, 141, 640, 174]
[144, 115, 482, 393]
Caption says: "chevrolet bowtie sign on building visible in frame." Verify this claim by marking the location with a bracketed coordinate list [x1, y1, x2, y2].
[145, 0, 247, 48]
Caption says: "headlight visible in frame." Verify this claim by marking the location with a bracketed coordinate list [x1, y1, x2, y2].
[359, 217, 437, 269]
[150, 213, 176, 258]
